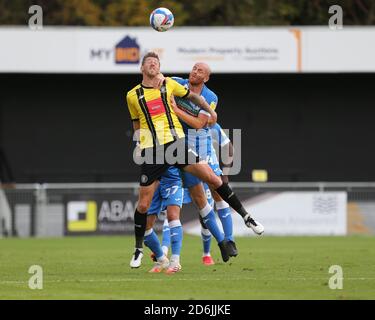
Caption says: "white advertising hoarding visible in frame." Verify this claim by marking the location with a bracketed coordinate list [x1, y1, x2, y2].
[77, 27, 300, 73]
[0, 27, 374, 73]
[302, 28, 375, 72]
[185, 192, 347, 236]
[0, 27, 299, 73]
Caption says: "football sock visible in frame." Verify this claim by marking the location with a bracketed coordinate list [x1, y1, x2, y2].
[204, 183, 215, 207]
[170, 254, 180, 265]
[161, 218, 171, 250]
[169, 219, 183, 257]
[162, 246, 169, 257]
[215, 183, 248, 218]
[199, 203, 224, 244]
[201, 227, 212, 255]
[144, 229, 164, 260]
[216, 200, 234, 242]
[134, 209, 147, 249]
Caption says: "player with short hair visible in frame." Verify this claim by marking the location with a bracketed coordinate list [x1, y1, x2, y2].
[200, 123, 236, 265]
[171, 63, 257, 260]
[132, 166, 183, 274]
[126, 52, 264, 267]
[170, 76, 238, 258]
[180, 121, 236, 265]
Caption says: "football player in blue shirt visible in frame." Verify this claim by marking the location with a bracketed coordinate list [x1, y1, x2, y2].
[147, 63, 264, 265]
[171, 72, 235, 262]
[182, 121, 235, 265]
[170, 63, 263, 261]
[130, 166, 183, 274]
[173, 63, 264, 260]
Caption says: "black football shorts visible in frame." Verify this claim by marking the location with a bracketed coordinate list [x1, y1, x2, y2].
[139, 138, 201, 186]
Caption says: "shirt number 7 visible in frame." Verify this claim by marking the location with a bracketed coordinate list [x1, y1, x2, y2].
[165, 185, 179, 198]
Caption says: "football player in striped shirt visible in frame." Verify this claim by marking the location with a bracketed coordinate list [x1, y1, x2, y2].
[126, 52, 264, 267]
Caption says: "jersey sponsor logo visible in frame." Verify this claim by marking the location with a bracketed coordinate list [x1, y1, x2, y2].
[141, 174, 149, 184]
[146, 97, 166, 116]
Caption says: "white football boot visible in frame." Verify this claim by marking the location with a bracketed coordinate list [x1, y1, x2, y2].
[130, 248, 144, 268]
[244, 213, 265, 235]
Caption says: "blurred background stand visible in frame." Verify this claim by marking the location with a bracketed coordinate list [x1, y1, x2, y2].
[0, 146, 14, 237]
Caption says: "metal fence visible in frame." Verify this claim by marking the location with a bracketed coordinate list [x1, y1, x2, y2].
[1, 182, 375, 238]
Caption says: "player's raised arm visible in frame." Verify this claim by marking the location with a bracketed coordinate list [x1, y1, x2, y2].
[153, 72, 166, 89]
[168, 76, 217, 124]
[170, 95, 209, 129]
[186, 91, 217, 124]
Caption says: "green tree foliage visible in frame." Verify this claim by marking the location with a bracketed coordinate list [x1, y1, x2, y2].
[183, 0, 375, 26]
[0, 0, 374, 26]
[103, 0, 188, 26]
[0, 0, 31, 25]
[45, 0, 102, 25]
[0, 0, 102, 25]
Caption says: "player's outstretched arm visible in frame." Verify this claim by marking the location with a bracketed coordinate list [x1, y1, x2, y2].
[154, 73, 166, 89]
[170, 96, 208, 129]
[175, 109, 209, 129]
[186, 92, 217, 124]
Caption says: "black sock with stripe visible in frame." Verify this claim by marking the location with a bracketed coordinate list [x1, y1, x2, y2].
[134, 209, 147, 249]
[215, 183, 248, 218]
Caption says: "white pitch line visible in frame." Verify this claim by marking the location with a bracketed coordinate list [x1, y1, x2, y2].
[1, 277, 375, 285]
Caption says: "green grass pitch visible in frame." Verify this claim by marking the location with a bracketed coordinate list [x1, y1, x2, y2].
[0, 235, 374, 300]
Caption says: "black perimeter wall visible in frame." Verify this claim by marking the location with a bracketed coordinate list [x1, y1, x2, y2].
[0, 73, 374, 183]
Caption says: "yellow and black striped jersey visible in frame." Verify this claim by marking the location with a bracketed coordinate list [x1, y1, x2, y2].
[126, 77, 189, 148]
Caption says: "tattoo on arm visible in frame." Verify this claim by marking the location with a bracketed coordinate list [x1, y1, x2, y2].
[188, 92, 213, 115]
